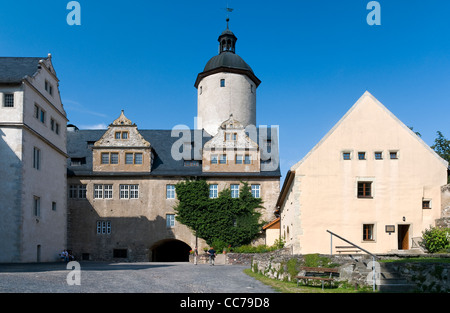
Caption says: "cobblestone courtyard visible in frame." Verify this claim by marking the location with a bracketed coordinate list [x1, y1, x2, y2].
[0, 261, 276, 293]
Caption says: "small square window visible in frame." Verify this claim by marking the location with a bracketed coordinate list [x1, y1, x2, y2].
[422, 200, 431, 210]
[358, 152, 366, 160]
[235, 155, 243, 164]
[375, 152, 383, 160]
[244, 155, 251, 164]
[211, 154, 218, 164]
[115, 132, 121, 139]
[219, 155, 227, 164]
[390, 151, 398, 159]
[343, 152, 351, 160]
[3, 94, 14, 107]
[357, 182, 372, 198]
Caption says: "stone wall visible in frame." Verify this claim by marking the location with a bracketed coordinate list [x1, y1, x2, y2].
[248, 250, 450, 292]
[437, 184, 450, 228]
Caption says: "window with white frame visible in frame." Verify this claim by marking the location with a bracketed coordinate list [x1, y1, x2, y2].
[251, 184, 260, 198]
[209, 184, 218, 198]
[104, 185, 113, 199]
[94, 184, 113, 199]
[166, 214, 175, 228]
[120, 185, 129, 199]
[166, 185, 175, 199]
[130, 185, 139, 199]
[119, 184, 138, 199]
[94, 184, 103, 199]
[231, 184, 239, 198]
[97, 221, 111, 234]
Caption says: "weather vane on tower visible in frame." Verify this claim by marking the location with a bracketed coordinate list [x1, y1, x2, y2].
[223, 2, 234, 28]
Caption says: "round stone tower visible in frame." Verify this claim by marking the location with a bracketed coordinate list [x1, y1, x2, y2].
[195, 20, 261, 135]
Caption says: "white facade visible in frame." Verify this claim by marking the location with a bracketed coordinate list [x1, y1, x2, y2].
[0, 55, 68, 262]
[197, 72, 256, 135]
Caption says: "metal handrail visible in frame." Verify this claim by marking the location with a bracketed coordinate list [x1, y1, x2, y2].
[327, 230, 378, 259]
[327, 230, 378, 291]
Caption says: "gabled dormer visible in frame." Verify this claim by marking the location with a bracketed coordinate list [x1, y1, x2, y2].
[202, 115, 260, 173]
[92, 111, 153, 172]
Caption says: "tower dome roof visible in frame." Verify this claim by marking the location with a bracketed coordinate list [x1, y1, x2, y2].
[203, 51, 253, 73]
[195, 25, 261, 88]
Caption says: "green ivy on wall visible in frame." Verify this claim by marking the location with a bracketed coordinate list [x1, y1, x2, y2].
[173, 179, 265, 251]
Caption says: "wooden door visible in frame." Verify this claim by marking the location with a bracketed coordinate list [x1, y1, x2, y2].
[398, 225, 410, 250]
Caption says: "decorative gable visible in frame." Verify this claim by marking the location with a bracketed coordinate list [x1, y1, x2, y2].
[92, 111, 153, 172]
[202, 115, 260, 172]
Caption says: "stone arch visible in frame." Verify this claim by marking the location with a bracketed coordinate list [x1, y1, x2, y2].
[150, 239, 191, 262]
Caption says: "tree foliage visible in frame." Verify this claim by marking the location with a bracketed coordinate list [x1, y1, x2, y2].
[432, 131, 450, 163]
[420, 226, 450, 253]
[173, 180, 265, 250]
[431, 131, 450, 183]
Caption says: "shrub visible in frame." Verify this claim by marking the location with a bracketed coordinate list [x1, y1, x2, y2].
[420, 226, 450, 253]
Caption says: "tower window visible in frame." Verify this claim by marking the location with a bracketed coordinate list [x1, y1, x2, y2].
[220, 79, 225, 87]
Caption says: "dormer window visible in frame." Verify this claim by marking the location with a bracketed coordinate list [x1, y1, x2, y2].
[225, 132, 237, 141]
[115, 131, 128, 139]
[45, 80, 53, 96]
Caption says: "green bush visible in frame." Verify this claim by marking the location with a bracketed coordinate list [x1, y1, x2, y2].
[420, 226, 450, 253]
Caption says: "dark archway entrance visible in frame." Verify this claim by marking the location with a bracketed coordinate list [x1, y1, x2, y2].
[151, 239, 191, 262]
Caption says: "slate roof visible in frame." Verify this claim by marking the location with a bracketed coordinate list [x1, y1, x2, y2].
[67, 128, 281, 178]
[0, 57, 47, 83]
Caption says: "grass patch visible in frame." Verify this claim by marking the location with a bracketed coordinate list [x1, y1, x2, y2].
[243, 269, 372, 293]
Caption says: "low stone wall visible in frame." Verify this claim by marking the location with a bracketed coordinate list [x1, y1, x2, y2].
[248, 250, 450, 292]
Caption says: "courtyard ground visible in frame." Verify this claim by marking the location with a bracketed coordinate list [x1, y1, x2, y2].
[0, 261, 276, 293]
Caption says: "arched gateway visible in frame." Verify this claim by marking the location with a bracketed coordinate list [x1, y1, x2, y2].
[150, 239, 191, 262]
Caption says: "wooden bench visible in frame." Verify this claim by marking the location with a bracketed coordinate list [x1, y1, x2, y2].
[295, 267, 340, 290]
[335, 246, 361, 254]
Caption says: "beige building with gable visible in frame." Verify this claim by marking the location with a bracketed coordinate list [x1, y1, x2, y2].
[278, 92, 448, 255]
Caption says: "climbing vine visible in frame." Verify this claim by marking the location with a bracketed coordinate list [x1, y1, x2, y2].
[173, 179, 265, 251]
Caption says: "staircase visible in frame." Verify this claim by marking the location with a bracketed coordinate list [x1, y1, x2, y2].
[355, 258, 416, 292]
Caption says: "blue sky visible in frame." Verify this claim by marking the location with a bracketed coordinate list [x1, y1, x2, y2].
[1, 1, 449, 178]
